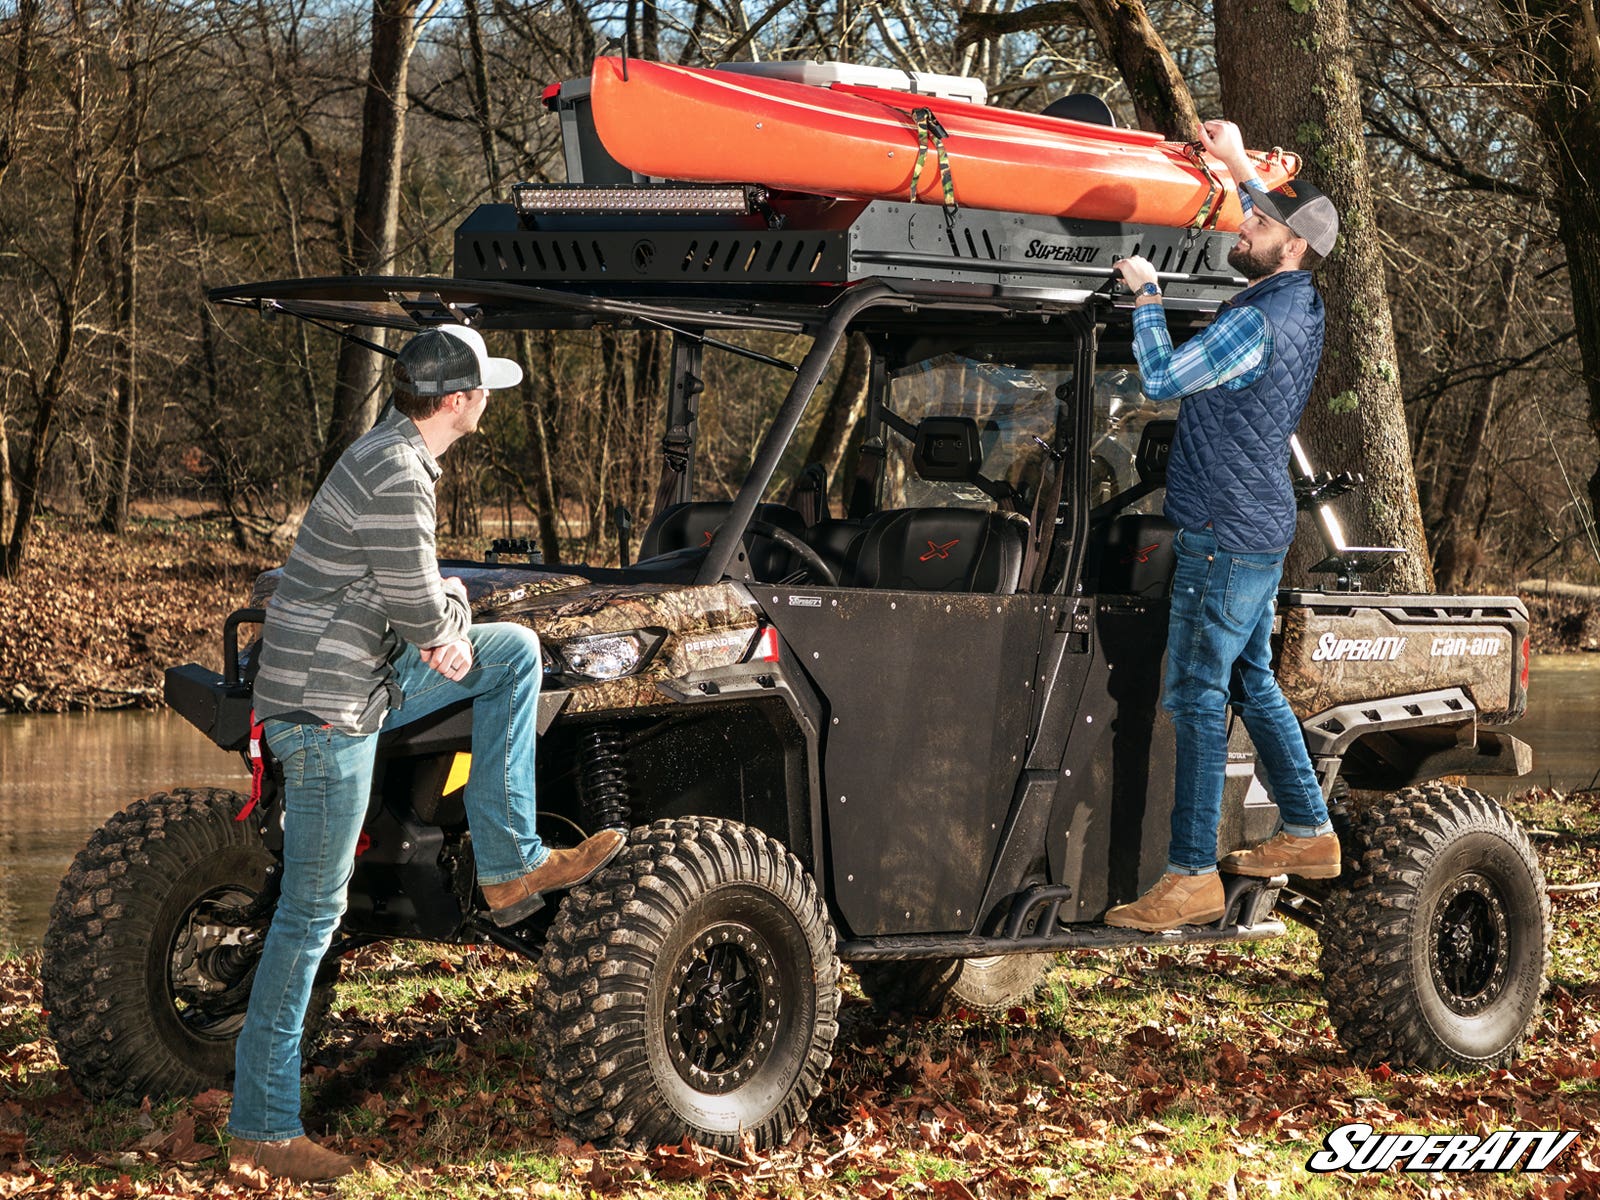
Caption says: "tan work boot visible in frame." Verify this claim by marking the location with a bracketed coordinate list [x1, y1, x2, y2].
[1104, 872, 1226, 932]
[481, 829, 627, 926]
[1220, 831, 1341, 880]
[229, 1135, 358, 1183]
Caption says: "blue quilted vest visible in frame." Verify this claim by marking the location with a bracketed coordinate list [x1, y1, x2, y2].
[1162, 270, 1325, 553]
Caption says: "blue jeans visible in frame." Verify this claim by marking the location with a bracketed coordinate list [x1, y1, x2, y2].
[229, 622, 545, 1141]
[1162, 528, 1330, 874]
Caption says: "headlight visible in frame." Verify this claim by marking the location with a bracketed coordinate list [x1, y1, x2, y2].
[544, 631, 652, 682]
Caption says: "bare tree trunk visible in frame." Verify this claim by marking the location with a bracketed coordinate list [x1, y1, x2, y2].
[464, 0, 499, 185]
[1076, 0, 1199, 138]
[461, 0, 562, 561]
[0, 408, 12, 547]
[1495, 0, 1600, 558]
[800, 332, 870, 494]
[1430, 249, 1522, 588]
[3, 11, 96, 577]
[100, 164, 138, 534]
[1215, 0, 1432, 593]
[317, 0, 437, 486]
[0, 0, 37, 189]
[0, 0, 36, 553]
[519, 330, 562, 563]
[641, 0, 660, 61]
[101, 4, 143, 534]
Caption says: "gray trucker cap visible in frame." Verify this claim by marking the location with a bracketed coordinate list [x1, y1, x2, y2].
[1251, 178, 1339, 258]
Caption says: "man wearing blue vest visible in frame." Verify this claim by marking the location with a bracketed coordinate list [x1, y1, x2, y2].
[1103, 120, 1342, 932]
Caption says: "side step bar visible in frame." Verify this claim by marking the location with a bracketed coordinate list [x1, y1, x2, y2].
[837, 875, 1287, 961]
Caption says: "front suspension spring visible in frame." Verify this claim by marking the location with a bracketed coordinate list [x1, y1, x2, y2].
[579, 725, 633, 832]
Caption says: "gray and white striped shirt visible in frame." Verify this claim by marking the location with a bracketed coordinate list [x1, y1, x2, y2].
[253, 408, 470, 734]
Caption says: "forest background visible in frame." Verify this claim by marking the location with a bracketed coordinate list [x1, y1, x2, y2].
[0, 0, 1598, 710]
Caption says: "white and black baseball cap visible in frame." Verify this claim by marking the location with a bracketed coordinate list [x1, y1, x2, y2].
[395, 324, 523, 397]
[1251, 179, 1339, 257]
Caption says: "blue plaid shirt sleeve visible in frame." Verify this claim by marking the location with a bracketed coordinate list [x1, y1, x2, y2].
[1128, 178, 1272, 399]
[1131, 300, 1271, 401]
[1240, 177, 1263, 218]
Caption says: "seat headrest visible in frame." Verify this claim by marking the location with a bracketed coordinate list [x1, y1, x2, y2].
[912, 416, 983, 483]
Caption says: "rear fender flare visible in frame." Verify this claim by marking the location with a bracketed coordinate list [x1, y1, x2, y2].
[1302, 687, 1531, 794]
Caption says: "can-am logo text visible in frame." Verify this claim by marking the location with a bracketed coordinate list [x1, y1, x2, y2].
[1310, 633, 1406, 662]
[1307, 1122, 1576, 1173]
[1429, 635, 1504, 657]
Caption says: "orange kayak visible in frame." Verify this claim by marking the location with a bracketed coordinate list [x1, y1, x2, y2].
[589, 57, 1299, 231]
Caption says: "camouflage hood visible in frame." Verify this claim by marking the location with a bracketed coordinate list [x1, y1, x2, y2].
[248, 565, 765, 713]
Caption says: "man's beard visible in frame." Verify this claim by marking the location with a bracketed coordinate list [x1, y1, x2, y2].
[1228, 240, 1280, 279]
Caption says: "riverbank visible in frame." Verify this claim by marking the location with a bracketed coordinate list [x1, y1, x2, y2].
[0, 516, 1596, 713]
[0, 517, 273, 713]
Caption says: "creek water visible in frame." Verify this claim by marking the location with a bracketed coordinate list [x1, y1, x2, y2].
[1, 655, 1596, 952]
[0, 708, 245, 954]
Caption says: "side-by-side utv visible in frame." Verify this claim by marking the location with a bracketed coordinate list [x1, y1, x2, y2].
[42, 74, 1546, 1152]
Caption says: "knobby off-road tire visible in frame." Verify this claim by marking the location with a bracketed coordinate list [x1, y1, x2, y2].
[855, 954, 1054, 1018]
[534, 817, 840, 1151]
[1319, 783, 1549, 1069]
[42, 788, 335, 1100]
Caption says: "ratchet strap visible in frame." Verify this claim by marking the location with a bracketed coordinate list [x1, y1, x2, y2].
[909, 107, 958, 211]
[238, 708, 265, 822]
[1182, 140, 1226, 232]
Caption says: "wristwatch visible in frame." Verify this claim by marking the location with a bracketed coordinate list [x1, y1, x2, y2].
[1138, 282, 1162, 298]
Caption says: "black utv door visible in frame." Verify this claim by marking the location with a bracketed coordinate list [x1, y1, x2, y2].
[768, 340, 1083, 939]
[770, 589, 1044, 936]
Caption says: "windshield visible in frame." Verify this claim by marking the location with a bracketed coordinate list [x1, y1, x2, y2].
[1090, 362, 1177, 514]
[882, 350, 1072, 511]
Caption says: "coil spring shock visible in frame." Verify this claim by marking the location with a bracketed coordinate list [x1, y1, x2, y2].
[579, 725, 633, 831]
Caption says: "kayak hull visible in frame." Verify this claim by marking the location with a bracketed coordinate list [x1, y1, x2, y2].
[588, 57, 1298, 231]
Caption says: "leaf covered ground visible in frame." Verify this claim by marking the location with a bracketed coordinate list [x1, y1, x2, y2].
[5, 790, 1600, 1199]
[0, 517, 271, 713]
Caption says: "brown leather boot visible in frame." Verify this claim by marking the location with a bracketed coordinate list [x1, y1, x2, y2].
[1104, 872, 1226, 932]
[1220, 831, 1341, 880]
[229, 1135, 358, 1183]
[480, 829, 627, 926]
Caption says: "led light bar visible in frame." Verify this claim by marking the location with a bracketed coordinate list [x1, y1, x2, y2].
[512, 183, 768, 216]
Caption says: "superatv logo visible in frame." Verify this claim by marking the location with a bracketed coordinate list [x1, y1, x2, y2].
[1308, 1122, 1576, 1173]
[1310, 633, 1406, 662]
[1022, 239, 1099, 264]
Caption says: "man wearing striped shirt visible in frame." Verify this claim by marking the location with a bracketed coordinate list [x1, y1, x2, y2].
[1103, 120, 1343, 934]
[230, 325, 623, 1182]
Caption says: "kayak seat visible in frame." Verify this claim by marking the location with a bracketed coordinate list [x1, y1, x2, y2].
[640, 501, 807, 580]
[1086, 513, 1178, 598]
[844, 508, 1027, 594]
[1041, 94, 1117, 128]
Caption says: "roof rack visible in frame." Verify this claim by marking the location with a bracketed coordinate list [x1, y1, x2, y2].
[459, 190, 1247, 312]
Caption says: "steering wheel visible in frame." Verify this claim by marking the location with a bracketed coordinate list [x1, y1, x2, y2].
[741, 519, 840, 587]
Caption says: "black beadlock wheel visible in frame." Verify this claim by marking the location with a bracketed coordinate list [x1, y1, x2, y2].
[1318, 783, 1549, 1069]
[41, 788, 335, 1100]
[855, 954, 1054, 1018]
[534, 818, 840, 1151]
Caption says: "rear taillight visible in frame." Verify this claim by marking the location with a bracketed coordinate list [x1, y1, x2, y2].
[752, 626, 780, 663]
[1520, 636, 1531, 689]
